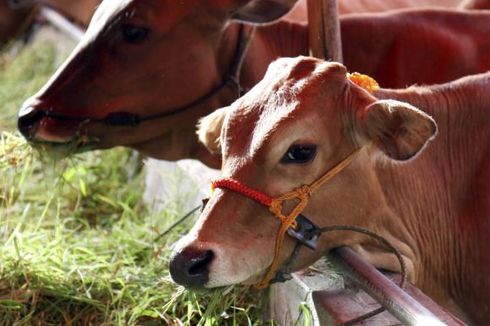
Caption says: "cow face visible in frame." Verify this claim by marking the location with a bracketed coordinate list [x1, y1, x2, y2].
[169, 57, 437, 289]
[17, 0, 299, 159]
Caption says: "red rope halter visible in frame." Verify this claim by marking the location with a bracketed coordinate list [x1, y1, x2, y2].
[212, 148, 361, 288]
[212, 178, 273, 207]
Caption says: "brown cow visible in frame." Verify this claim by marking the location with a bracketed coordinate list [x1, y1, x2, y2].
[342, 9, 490, 88]
[169, 56, 490, 324]
[16, 1, 490, 166]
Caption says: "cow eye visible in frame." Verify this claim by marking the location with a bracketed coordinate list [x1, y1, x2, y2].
[281, 144, 317, 164]
[121, 24, 149, 44]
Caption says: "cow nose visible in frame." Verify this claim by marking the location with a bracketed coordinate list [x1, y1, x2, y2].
[17, 105, 44, 139]
[169, 247, 214, 288]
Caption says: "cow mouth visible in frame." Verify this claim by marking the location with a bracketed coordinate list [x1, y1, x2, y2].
[29, 134, 99, 157]
[17, 106, 100, 156]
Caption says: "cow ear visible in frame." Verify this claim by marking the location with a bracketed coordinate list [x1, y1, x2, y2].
[359, 100, 437, 161]
[232, 0, 299, 23]
[197, 106, 228, 154]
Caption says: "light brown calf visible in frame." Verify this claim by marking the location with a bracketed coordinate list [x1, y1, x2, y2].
[170, 57, 490, 325]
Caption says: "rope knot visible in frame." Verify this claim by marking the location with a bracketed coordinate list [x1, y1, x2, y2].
[295, 185, 312, 198]
[269, 200, 284, 218]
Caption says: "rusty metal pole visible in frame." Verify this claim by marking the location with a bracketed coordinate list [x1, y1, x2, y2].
[307, 0, 342, 62]
[330, 247, 448, 326]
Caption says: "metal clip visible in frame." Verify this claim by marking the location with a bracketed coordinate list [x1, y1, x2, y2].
[287, 214, 319, 250]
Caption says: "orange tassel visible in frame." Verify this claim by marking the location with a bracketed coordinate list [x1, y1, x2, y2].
[347, 72, 380, 93]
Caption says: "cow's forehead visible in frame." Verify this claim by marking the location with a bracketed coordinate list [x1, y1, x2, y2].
[223, 57, 347, 159]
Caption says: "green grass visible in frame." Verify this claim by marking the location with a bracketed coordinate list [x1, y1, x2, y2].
[0, 34, 270, 325]
[0, 40, 59, 132]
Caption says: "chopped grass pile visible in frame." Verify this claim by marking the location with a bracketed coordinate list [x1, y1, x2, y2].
[0, 33, 267, 325]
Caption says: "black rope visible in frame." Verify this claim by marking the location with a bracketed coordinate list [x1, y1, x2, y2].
[153, 205, 201, 243]
[270, 241, 302, 283]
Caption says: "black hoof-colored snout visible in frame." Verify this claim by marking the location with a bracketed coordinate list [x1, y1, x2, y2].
[17, 105, 45, 139]
[169, 247, 214, 288]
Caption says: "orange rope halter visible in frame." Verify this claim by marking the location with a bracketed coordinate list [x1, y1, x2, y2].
[212, 148, 361, 289]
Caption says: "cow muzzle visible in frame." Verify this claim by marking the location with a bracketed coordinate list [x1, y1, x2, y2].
[17, 104, 43, 140]
[17, 100, 85, 146]
[169, 247, 215, 289]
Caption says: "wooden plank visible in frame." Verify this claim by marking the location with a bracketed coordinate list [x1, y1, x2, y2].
[307, 0, 342, 61]
[313, 287, 402, 325]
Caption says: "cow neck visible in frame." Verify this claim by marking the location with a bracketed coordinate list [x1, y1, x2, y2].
[37, 23, 254, 127]
[373, 82, 490, 313]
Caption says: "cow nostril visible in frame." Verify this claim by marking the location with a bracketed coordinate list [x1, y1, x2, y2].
[17, 105, 45, 139]
[169, 248, 214, 288]
[188, 250, 214, 276]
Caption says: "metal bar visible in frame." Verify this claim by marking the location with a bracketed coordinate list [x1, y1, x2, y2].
[307, 0, 343, 62]
[39, 7, 84, 42]
[329, 247, 447, 326]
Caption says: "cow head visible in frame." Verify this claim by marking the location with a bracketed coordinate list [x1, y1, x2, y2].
[169, 57, 437, 289]
[17, 0, 299, 160]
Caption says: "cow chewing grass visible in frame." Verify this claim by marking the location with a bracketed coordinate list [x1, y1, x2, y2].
[0, 29, 264, 326]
